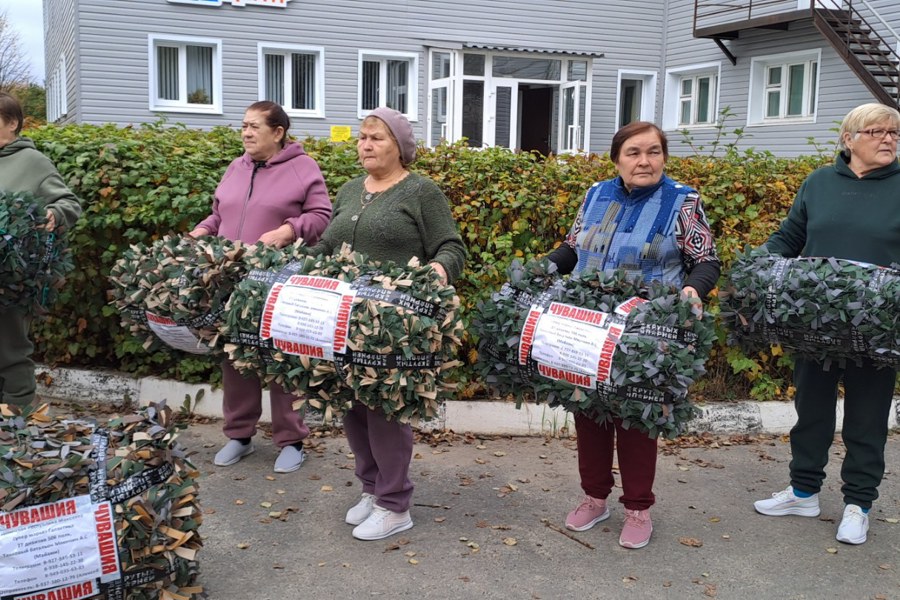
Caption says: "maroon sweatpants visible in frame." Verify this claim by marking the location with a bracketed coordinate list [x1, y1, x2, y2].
[343, 401, 414, 513]
[221, 360, 309, 448]
[574, 413, 657, 510]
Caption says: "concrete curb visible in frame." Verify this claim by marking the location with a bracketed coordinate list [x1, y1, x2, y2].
[35, 364, 899, 436]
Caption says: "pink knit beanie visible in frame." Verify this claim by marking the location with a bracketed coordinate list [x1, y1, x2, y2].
[368, 106, 417, 165]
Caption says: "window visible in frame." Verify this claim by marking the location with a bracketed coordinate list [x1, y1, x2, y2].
[678, 74, 717, 126]
[149, 35, 221, 113]
[358, 51, 418, 119]
[617, 70, 657, 128]
[749, 50, 819, 124]
[662, 63, 720, 130]
[258, 44, 324, 117]
[47, 55, 67, 122]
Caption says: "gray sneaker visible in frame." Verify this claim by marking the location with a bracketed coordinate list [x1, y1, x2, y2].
[754, 486, 820, 517]
[214, 439, 254, 467]
[273, 446, 306, 473]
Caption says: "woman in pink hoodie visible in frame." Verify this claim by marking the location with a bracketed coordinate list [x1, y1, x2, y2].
[190, 101, 332, 473]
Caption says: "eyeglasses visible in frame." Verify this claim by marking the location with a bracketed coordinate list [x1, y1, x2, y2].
[857, 128, 900, 140]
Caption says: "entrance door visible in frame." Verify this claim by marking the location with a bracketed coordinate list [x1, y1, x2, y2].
[488, 83, 518, 149]
[559, 81, 586, 153]
[519, 86, 553, 155]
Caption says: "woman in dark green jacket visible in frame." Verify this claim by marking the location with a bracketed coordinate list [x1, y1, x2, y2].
[753, 102, 900, 545]
[0, 93, 81, 406]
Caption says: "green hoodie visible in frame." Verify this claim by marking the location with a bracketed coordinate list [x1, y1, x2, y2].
[766, 153, 900, 268]
[0, 137, 81, 229]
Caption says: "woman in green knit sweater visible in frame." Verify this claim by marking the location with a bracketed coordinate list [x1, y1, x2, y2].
[306, 107, 465, 541]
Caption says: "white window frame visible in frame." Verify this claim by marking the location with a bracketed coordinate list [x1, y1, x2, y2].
[148, 34, 222, 114]
[257, 43, 325, 118]
[357, 50, 419, 121]
[47, 55, 68, 122]
[662, 62, 721, 130]
[615, 69, 658, 130]
[747, 49, 820, 126]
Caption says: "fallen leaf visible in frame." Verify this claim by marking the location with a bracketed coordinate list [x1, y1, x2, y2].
[308, 474, 321, 480]
[272, 564, 284, 570]
[237, 542, 250, 549]
[414, 453, 423, 459]
[260, 502, 273, 508]
[475, 458, 486, 464]
[318, 562, 326, 567]
[493, 451, 507, 457]
[826, 547, 838, 554]
[663, 582, 672, 588]
[679, 537, 703, 547]
[234, 500, 244, 506]
[708, 517, 720, 523]
[434, 517, 446, 523]
[405, 551, 416, 557]
[408, 559, 419, 565]
[884, 518, 899, 524]
[622, 575, 638, 582]
[721, 534, 731, 540]
[877, 564, 891, 570]
[320, 485, 333, 492]
[503, 537, 517, 546]
[268, 511, 282, 518]
[265, 476, 276, 481]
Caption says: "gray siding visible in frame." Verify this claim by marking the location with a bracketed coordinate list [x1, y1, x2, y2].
[72, 0, 667, 149]
[50, 0, 900, 156]
[44, 0, 79, 123]
[664, 0, 900, 156]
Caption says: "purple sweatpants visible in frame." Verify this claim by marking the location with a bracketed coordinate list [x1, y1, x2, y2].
[575, 413, 657, 511]
[343, 401, 414, 512]
[221, 360, 309, 447]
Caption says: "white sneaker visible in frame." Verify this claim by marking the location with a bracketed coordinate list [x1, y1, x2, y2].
[214, 439, 254, 467]
[754, 486, 820, 517]
[273, 446, 305, 473]
[345, 493, 376, 525]
[351, 506, 413, 541]
[836, 504, 868, 545]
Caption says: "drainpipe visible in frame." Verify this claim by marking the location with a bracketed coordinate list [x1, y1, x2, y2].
[657, 2, 671, 124]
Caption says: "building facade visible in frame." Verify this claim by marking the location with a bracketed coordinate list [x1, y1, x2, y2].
[43, 0, 900, 156]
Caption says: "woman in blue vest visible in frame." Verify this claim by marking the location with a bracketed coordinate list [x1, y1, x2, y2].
[547, 121, 720, 549]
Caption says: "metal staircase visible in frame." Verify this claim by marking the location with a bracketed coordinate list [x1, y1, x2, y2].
[693, 1, 900, 109]
[812, 3, 900, 108]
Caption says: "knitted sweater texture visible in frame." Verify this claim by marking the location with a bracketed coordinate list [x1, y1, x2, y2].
[307, 173, 466, 284]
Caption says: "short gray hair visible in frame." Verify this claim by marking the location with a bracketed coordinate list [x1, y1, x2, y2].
[838, 102, 900, 151]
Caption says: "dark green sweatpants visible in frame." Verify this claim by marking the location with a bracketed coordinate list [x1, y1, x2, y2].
[0, 309, 35, 406]
[789, 357, 897, 509]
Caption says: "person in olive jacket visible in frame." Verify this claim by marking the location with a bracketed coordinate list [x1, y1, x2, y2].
[0, 92, 82, 406]
[754, 103, 900, 546]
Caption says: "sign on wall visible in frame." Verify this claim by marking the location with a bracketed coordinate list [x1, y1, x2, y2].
[167, 0, 292, 7]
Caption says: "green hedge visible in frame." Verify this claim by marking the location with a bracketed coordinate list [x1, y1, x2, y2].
[25, 122, 831, 399]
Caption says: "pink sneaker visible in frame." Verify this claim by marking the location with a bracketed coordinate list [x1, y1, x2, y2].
[619, 508, 652, 549]
[565, 495, 610, 531]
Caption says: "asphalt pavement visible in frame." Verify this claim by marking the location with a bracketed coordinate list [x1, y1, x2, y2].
[179, 420, 900, 600]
